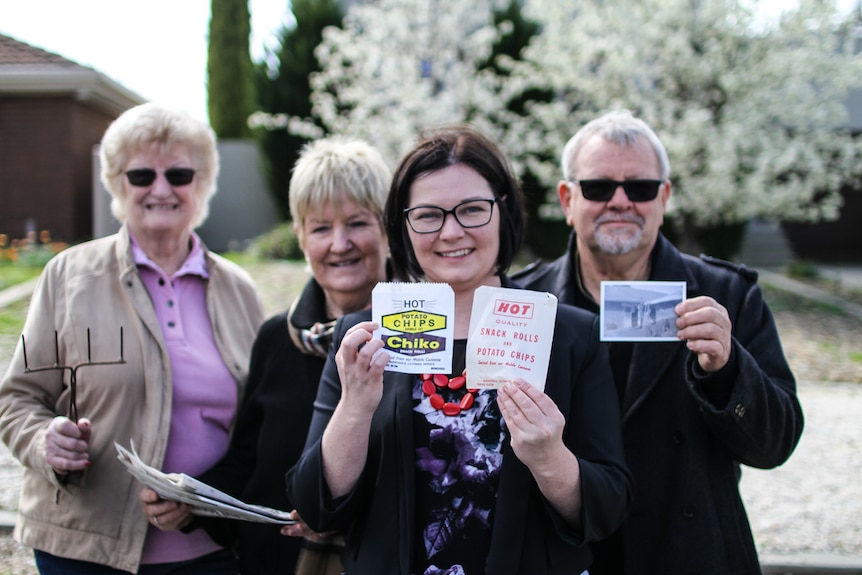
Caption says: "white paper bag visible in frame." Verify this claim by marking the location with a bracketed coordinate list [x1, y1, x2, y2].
[372, 282, 454, 374]
[466, 286, 557, 391]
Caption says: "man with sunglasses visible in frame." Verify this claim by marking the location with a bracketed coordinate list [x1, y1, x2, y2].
[514, 110, 803, 574]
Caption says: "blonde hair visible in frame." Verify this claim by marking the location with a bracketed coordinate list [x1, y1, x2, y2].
[289, 137, 391, 232]
[99, 102, 219, 228]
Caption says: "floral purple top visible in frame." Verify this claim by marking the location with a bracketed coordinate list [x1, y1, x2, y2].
[411, 341, 504, 575]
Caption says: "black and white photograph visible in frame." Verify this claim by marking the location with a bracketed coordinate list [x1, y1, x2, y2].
[600, 281, 686, 341]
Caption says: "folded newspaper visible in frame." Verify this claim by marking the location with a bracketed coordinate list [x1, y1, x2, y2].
[115, 441, 296, 524]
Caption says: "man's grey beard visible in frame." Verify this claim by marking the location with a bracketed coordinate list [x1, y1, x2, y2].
[594, 214, 644, 255]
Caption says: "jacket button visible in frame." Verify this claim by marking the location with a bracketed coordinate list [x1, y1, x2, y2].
[672, 431, 685, 445]
[734, 404, 746, 418]
[682, 504, 696, 519]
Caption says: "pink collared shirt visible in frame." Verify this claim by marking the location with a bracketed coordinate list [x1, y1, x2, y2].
[131, 232, 236, 564]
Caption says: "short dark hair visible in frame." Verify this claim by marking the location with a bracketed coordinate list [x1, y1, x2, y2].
[384, 124, 526, 281]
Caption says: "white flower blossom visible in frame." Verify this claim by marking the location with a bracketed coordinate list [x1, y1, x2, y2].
[258, 0, 862, 227]
[516, 0, 862, 226]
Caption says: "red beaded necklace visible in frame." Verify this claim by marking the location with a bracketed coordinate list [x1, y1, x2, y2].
[420, 372, 478, 416]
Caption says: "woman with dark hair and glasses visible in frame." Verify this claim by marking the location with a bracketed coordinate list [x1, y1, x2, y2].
[0, 102, 264, 574]
[286, 124, 632, 574]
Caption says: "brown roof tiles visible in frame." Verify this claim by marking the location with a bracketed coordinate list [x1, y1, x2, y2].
[0, 32, 83, 68]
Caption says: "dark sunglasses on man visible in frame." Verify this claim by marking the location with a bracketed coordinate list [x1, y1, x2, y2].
[125, 168, 196, 187]
[571, 179, 663, 202]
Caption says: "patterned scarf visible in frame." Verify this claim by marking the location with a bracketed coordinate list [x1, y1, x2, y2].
[287, 278, 337, 358]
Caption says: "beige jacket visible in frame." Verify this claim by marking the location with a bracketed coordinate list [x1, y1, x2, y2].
[0, 226, 264, 572]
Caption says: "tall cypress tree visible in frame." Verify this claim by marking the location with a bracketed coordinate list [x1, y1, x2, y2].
[208, 0, 255, 138]
[254, 0, 344, 219]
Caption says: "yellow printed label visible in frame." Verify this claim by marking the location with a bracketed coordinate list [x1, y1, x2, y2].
[381, 310, 446, 334]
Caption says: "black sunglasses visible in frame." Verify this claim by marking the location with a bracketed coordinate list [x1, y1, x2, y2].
[572, 179, 663, 202]
[125, 168, 196, 187]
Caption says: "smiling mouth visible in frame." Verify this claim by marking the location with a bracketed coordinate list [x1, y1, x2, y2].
[439, 248, 472, 258]
[596, 214, 643, 226]
[329, 257, 360, 267]
[599, 220, 636, 226]
[145, 203, 180, 210]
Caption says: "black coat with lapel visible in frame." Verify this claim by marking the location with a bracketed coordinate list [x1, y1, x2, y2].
[514, 233, 804, 574]
[287, 278, 632, 574]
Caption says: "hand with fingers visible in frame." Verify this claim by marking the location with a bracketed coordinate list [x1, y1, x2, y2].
[334, 321, 389, 414]
[139, 487, 193, 531]
[497, 379, 567, 469]
[675, 296, 733, 373]
[320, 321, 390, 499]
[280, 510, 338, 540]
[497, 379, 583, 527]
[45, 416, 92, 475]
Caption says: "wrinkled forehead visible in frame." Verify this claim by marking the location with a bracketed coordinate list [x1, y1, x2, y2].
[125, 140, 195, 167]
[572, 133, 661, 177]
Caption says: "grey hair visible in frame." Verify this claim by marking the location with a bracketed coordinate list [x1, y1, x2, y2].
[99, 102, 219, 228]
[561, 110, 670, 181]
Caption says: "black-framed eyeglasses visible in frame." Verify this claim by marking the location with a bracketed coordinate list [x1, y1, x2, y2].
[125, 168, 196, 187]
[404, 198, 498, 234]
[571, 179, 663, 202]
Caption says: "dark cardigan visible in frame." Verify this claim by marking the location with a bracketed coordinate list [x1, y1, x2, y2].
[196, 280, 329, 574]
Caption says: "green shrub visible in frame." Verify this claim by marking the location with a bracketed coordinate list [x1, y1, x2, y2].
[14, 245, 58, 268]
[249, 222, 304, 261]
[786, 260, 820, 279]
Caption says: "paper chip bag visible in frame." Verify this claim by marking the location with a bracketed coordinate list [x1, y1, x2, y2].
[372, 282, 454, 374]
[466, 286, 557, 391]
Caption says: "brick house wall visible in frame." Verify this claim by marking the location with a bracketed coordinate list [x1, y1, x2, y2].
[1, 33, 279, 252]
[0, 32, 144, 245]
[0, 96, 115, 242]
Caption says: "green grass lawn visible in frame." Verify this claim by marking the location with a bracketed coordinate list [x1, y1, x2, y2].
[0, 299, 28, 335]
[0, 263, 42, 292]
[0, 252, 266, 293]
[0, 263, 40, 337]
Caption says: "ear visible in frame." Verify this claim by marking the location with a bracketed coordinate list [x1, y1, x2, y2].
[558, 180, 573, 207]
[557, 180, 575, 226]
[659, 180, 671, 224]
[659, 180, 671, 207]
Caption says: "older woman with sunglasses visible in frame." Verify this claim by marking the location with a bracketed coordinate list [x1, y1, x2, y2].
[286, 125, 632, 574]
[0, 102, 264, 574]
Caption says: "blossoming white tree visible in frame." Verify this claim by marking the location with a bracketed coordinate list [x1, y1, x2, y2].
[512, 0, 862, 236]
[263, 0, 862, 253]
[306, 0, 514, 164]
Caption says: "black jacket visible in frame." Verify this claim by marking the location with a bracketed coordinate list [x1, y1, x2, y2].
[287, 278, 633, 574]
[514, 233, 804, 574]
